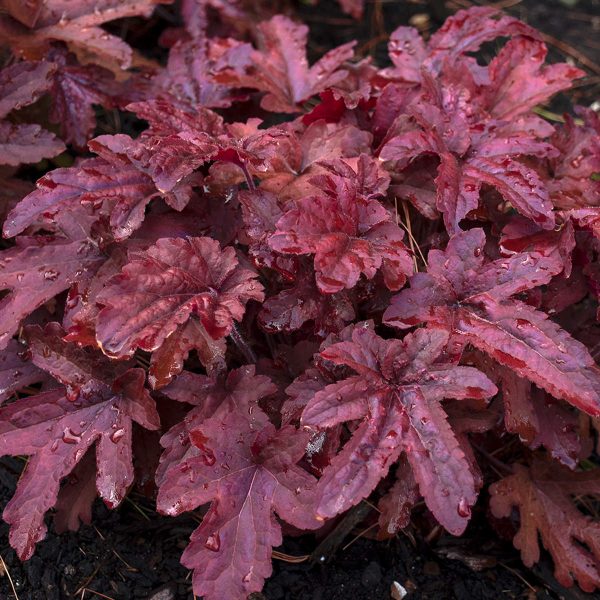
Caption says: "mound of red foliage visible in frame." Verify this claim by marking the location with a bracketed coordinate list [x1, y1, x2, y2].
[1, 1, 600, 598]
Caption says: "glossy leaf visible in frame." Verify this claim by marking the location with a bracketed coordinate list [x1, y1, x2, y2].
[384, 228, 600, 416]
[96, 237, 263, 357]
[0, 323, 159, 559]
[302, 324, 496, 534]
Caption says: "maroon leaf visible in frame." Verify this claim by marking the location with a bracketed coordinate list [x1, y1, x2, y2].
[383, 7, 538, 84]
[238, 188, 297, 277]
[0, 339, 48, 404]
[3, 156, 158, 239]
[48, 48, 117, 149]
[0, 323, 159, 559]
[0, 122, 64, 166]
[0, 0, 172, 72]
[155, 36, 248, 109]
[384, 228, 600, 416]
[490, 459, 600, 592]
[258, 267, 355, 337]
[157, 368, 317, 600]
[301, 324, 496, 534]
[96, 237, 263, 358]
[500, 216, 575, 278]
[214, 15, 355, 112]
[477, 355, 583, 468]
[157, 366, 277, 483]
[425, 7, 538, 74]
[0, 60, 56, 118]
[550, 109, 600, 212]
[336, 0, 364, 19]
[0, 235, 103, 350]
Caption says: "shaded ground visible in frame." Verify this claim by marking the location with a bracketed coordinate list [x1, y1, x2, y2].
[0, 455, 574, 599]
[1, 1, 599, 599]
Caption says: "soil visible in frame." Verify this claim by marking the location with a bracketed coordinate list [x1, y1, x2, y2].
[1, 1, 600, 599]
[0, 454, 577, 600]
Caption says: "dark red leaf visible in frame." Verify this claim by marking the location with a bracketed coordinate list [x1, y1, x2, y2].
[384, 228, 600, 416]
[96, 236, 263, 357]
[490, 459, 600, 592]
[301, 324, 496, 534]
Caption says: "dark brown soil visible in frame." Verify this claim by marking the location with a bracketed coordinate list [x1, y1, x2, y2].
[1, 1, 599, 599]
[0, 455, 567, 600]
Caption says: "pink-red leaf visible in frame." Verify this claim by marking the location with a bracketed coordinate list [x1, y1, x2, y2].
[0, 323, 159, 559]
[301, 325, 496, 534]
[384, 228, 600, 416]
[157, 368, 317, 600]
[96, 237, 263, 357]
[490, 459, 600, 592]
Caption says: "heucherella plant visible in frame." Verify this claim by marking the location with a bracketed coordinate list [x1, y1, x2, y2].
[0, 1, 600, 597]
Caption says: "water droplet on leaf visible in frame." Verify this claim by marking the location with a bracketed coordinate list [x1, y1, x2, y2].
[205, 533, 220, 552]
[110, 428, 125, 443]
[457, 498, 471, 518]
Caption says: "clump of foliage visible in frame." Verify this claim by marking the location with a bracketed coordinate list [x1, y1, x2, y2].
[1, 1, 600, 598]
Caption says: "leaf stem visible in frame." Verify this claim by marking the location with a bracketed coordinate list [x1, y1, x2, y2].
[240, 162, 256, 191]
[230, 323, 257, 364]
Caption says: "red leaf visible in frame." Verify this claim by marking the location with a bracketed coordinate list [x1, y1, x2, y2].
[384, 228, 600, 416]
[148, 319, 226, 389]
[486, 38, 584, 121]
[379, 90, 557, 232]
[269, 161, 412, 293]
[214, 15, 355, 113]
[0, 323, 159, 559]
[382, 27, 426, 83]
[301, 325, 496, 534]
[490, 459, 600, 592]
[96, 237, 263, 357]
